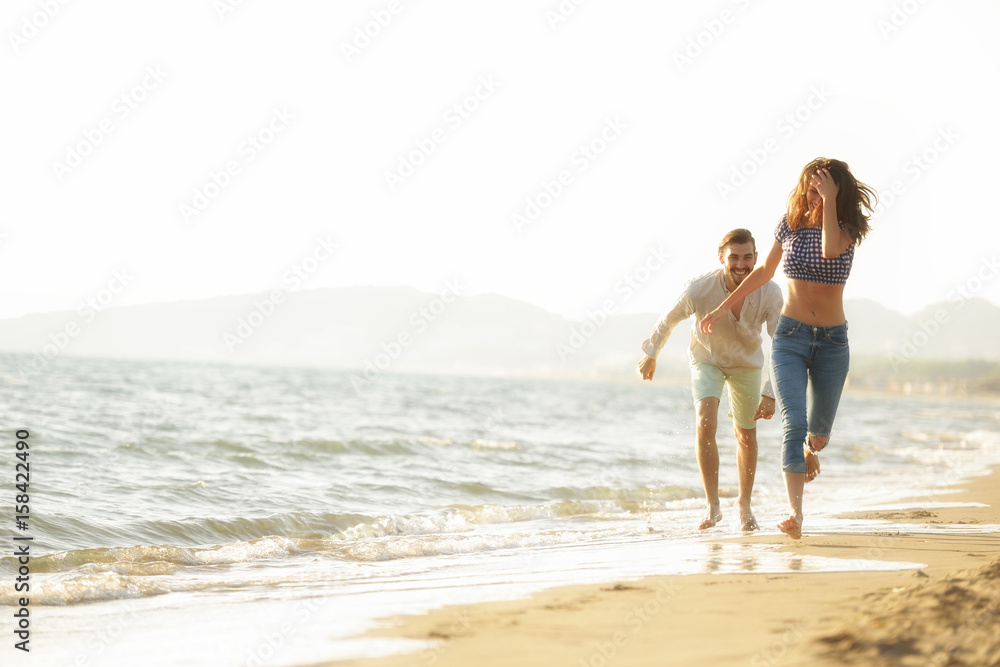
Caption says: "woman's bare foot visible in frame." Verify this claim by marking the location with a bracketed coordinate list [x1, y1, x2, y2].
[804, 444, 821, 482]
[699, 504, 723, 530]
[777, 514, 803, 539]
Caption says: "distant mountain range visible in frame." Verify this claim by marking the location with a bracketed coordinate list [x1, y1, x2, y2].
[1, 286, 997, 381]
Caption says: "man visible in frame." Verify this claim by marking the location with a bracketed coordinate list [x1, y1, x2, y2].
[638, 229, 783, 531]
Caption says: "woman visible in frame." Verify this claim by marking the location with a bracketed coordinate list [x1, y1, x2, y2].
[699, 158, 876, 539]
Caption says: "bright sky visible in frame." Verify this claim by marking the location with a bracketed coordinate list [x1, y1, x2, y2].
[3, 0, 999, 322]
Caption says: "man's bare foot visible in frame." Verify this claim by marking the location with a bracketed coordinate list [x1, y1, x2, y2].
[804, 444, 820, 482]
[738, 502, 758, 531]
[777, 514, 803, 539]
[699, 504, 723, 530]
[740, 512, 759, 532]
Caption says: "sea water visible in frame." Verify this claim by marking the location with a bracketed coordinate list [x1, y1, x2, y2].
[0, 353, 998, 666]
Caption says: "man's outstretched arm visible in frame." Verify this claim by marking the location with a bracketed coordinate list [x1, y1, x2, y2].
[638, 292, 694, 381]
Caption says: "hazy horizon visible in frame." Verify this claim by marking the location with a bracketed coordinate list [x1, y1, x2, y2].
[2, 285, 996, 386]
[3, 280, 999, 321]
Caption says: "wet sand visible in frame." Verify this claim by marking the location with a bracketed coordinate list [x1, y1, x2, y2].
[324, 467, 1000, 667]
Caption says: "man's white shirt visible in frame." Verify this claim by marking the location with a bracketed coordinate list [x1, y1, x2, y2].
[641, 269, 784, 397]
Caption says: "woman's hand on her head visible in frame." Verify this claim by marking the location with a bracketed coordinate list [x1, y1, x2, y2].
[811, 167, 839, 201]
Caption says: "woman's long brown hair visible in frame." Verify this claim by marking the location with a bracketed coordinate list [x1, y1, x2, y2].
[786, 158, 877, 246]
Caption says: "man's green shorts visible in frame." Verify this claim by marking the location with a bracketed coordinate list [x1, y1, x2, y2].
[690, 361, 761, 430]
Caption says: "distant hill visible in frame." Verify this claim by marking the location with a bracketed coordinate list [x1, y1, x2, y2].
[0, 287, 997, 383]
[843, 297, 1000, 361]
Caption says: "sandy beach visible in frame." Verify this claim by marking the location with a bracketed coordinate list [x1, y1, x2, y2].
[328, 466, 1000, 667]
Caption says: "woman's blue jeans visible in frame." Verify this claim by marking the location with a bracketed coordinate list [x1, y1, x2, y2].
[769, 315, 850, 473]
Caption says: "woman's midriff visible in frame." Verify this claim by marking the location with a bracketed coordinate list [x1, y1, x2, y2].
[781, 279, 846, 326]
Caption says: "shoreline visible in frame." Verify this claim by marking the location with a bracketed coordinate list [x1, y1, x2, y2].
[323, 466, 1000, 667]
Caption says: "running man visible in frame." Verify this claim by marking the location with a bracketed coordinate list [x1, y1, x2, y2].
[638, 229, 783, 531]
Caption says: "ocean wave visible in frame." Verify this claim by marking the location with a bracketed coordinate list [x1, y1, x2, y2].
[545, 484, 698, 502]
[330, 494, 694, 542]
[12, 536, 301, 575]
[0, 537, 307, 607]
[965, 429, 1000, 450]
[899, 431, 966, 444]
[6, 485, 699, 562]
[289, 438, 420, 456]
[883, 428, 1000, 467]
[414, 436, 520, 451]
[0, 521, 654, 606]
[0, 494, 681, 583]
[0, 571, 173, 606]
[336, 528, 591, 562]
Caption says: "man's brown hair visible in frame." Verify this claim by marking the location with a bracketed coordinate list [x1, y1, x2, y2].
[718, 228, 756, 255]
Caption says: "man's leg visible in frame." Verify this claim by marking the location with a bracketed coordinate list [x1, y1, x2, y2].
[726, 368, 762, 531]
[691, 361, 726, 529]
[733, 424, 758, 530]
[695, 397, 722, 529]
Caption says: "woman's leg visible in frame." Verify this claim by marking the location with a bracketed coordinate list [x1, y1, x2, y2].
[769, 321, 810, 534]
[805, 325, 851, 470]
[771, 337, 810, 475]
